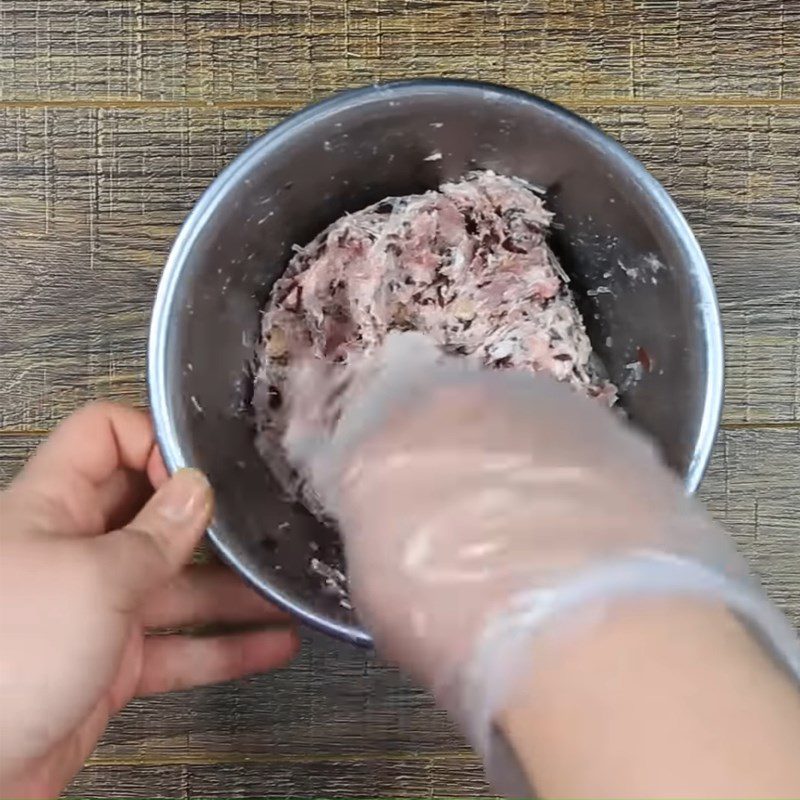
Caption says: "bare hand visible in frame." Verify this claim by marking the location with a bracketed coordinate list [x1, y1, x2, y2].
[0, 403, 299, 798]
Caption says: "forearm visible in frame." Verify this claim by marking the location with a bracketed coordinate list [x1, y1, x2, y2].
[500, 597, 800, 799]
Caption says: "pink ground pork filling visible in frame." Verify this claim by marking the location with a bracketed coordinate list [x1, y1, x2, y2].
[254, 171, 616, 600]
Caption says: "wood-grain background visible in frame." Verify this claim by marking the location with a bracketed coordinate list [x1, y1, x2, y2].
[1, 2, 799, 797]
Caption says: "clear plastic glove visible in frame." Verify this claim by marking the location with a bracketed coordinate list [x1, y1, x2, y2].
[284, 332, 800, 782]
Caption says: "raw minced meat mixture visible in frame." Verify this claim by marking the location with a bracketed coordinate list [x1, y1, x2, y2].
[252, 170, 617, 602]
[254, 171, 615, 512]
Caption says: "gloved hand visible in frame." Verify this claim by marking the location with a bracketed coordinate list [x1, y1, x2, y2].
[284, 332, 800, 779]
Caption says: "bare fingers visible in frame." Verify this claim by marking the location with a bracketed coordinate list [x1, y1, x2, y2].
[141, 564, 291, 630]
[135, 628, 300, 696]
[23, 402, 156, 485]
[12, 403, 161, 536]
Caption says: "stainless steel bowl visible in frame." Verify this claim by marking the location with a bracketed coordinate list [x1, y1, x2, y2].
[148, 79, 723, 646]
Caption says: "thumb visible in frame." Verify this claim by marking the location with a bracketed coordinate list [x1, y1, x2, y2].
[96, 468, 213, 608]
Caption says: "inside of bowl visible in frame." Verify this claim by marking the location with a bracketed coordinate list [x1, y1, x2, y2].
[154, 83, 719, 642]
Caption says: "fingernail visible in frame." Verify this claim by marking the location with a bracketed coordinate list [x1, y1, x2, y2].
[156, 468, 212, 523]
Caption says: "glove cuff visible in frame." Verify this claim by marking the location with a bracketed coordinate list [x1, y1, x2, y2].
[451, 551, 800, 795]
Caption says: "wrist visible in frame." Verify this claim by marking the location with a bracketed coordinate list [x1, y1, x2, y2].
[500, 596, 800, 799]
